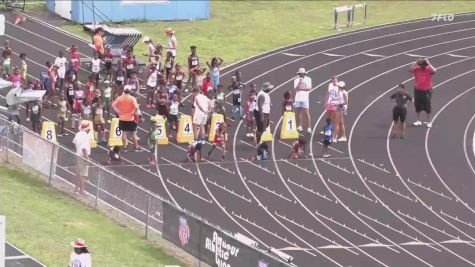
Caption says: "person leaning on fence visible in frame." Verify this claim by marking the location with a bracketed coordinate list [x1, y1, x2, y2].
[72, 122, 91, 195]
[69, 238, 92, 267]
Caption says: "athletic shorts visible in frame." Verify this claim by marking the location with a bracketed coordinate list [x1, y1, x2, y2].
[193, 112, 208, 125]
[76, 157, 89, 177]
[254, 110, 264, 132]
[323, 140, 331, 146]
[392, 106, 407, 123]
[326, 103, 337, 111]
[414, 89, 432, 113]
[119, 120, 137, 132]
[233, 94, 241, 106]
[294, 100, 309, 109]
[168, 114, 178, 123]
[105, 62, 112, 72]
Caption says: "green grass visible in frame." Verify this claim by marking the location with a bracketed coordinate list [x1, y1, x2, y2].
[0, 165, 186, 267]
[54, 1, 475, 66]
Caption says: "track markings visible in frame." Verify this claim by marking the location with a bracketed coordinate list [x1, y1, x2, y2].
[280, 159, 312, 173]
[322, 52, 346, 57]
[240, 158, 275, 174]
[446, 53, 470, 58]
[281, 52, 305, 57]
[246, 179, 293, 203]
[407, 178, 452, 201]
[287, 178, 333, 202]
[206, 178, 252, 203]
[160, 157, 196, 175]
[318, 159, 355, 174]
[440, 210, 475, 230]
[166, 178, 212, 203]
[358, 158, 390, 173]
[366, 177, 415, 202]
[327, 178, 375, 202]
[362, 52, 386, 58]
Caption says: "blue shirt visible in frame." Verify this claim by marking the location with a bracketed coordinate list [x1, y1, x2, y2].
[323, 124, 333, 142]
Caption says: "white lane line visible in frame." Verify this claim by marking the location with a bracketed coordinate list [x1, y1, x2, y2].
[362, 53, 386, 58]
[281, 52, 305, 57]
[317, 46, 475, 265]
[405, 53, 427, 57]
[274, 211, 360, 255]
[246, 179, 293, 203]
[280, 158, 312, 174]
[160, 157, 195, 175]
[166, 178, 212, 203]
[440, 210, 475, 230]
[357, 158, 390, 173]
[322, 52, 345, 57]
[287, 178, 333, 202]
[463, 113, 475, 185]
[231, 211, 318, 257]
[446, 53, 470, 58]
[318, 141, 345, 154]
[366, 178, 415, 202]
[206, 178, 252, 203]
[318, 158, 355, 174]
[327, 178, 375, 202]
[426, 86, 475, 215]
[314, 210, 402, 252]
[5, 255, 30, 260]
[407, 178, 453, 201]
[240, 158, 275, 174]
[397, 211, 462, 240]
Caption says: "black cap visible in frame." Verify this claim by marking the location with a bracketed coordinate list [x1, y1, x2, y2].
[190, 45, 197, 49]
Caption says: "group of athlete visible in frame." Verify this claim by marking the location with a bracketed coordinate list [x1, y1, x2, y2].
[1, 22, 436, 166]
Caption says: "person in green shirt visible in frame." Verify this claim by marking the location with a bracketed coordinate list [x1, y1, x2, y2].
[103, 80, 113, 123]
[148, 118, 159, 165]
[30, 100, 42, 134]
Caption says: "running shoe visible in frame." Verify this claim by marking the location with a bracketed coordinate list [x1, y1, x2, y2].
[337, 136, 347, 142]
[26, 117, 30, 122]
[134, 147, 144, 152]
[323, 154, 330, 158]
[332, 138, 338, 143]
[412, 120, 422, 126]
[64, 133, 69, 136]
[426, 122, 432, 128]
[297, 125, 303, 132]
[307, 128, 312, 134]
[320, 130, 324, 135]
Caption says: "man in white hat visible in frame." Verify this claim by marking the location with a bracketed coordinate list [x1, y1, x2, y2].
[72, 122, 91, 195]
[294, 68, 312, 133]
[69, 238, 92, 267]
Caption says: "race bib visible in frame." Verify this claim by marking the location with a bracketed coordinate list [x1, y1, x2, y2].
[92, 64, 100, 73]
[324, 130, 331, 136]
[233, 89, 240, 95]
[176, 74, 183, 80]
[191, 59, 198, 66]
[104, 92, 111, 98]
[117, 76, 124, 82]
[32, 106, 39, 113]
[285, 105, 292, 111]
[68, 90, 74, 96]
[127, 64, 134, 70]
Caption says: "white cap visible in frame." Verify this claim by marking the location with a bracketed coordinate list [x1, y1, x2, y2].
[123, 85, 131, 91]
[143, 36, 151, 42]
[297, 68, 307, 74]
[337, 81, 345, 87]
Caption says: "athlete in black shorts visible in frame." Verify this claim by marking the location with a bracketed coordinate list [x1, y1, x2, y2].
[390, 84, 413, 139]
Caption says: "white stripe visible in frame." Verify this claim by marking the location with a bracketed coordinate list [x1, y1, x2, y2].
[446, 53, 470, 58]
[362, 53, 386, 58]
[281, 52, 305, 57]
[322, 52, 345, 57]
[405, 53, 427, 58]
[5, 255, 30, 260]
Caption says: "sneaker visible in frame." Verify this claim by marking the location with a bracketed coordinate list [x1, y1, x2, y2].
[57, 133, 63, 137]
[323, 154, 330, 158]
[124, 148, 129, 153]
[297, 126, 303, 132]
[307, 128, 312, 134]
[134, 147, 144, 152]
[413, 120, 422, 126]
[26, 117, 30, 122]
[426, 122, 432, 128]
[337, 136, 347, 142]
[320, 130, 324, 135]
[106, 119, 111, 124]
[332, 138, 338, 143]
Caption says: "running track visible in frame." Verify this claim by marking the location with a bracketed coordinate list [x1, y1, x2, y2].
[4, 10, 475, 267]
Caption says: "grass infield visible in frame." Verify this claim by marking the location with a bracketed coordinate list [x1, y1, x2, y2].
[56, 1, 475, 66]
[0, 165, 186, 267]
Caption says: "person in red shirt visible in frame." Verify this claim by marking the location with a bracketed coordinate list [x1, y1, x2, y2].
[410, 58, 436, 128]
[69, 45, 80, 81]
[103, 45, 113, 82]
[85, 75, 96, 103]
[201, 72, 213, 95]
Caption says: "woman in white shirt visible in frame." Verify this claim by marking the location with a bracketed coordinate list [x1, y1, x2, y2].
[165, 28, 177, 58]
[69, 239, 92, 267]
[333, 81, 349, 142]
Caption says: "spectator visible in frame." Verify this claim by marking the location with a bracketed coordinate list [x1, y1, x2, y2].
[323, 76, 340, 140]
[69, 238, 92, 267]
[186, 45, 200, 90]
[69, 45, 80, 81]
[142, 36, 158, 64]
[206, 57, 224, 90]
[93, 27, 105, 59]
[72, 122, 91, 195]
[282, 90, 293, 114]
[112, 86, 141, 152]
[228, 76, 244, 119]
[127, 71, 140, 97]
[410, 58, 436, 128]
[146, 63, 159, 108]
[390, 84, 413, 139]
[10, 67, 22, 88]
[334, 81, 348, 142]
[124, 50, 137, 80]
[30, 100, 41, 134]
[192, 88, 210, 143]
[294, 68, 312, 133]
[54, 51, 67, 92]
[255, 82, 273, 144]
[165, 27, 177, 58]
